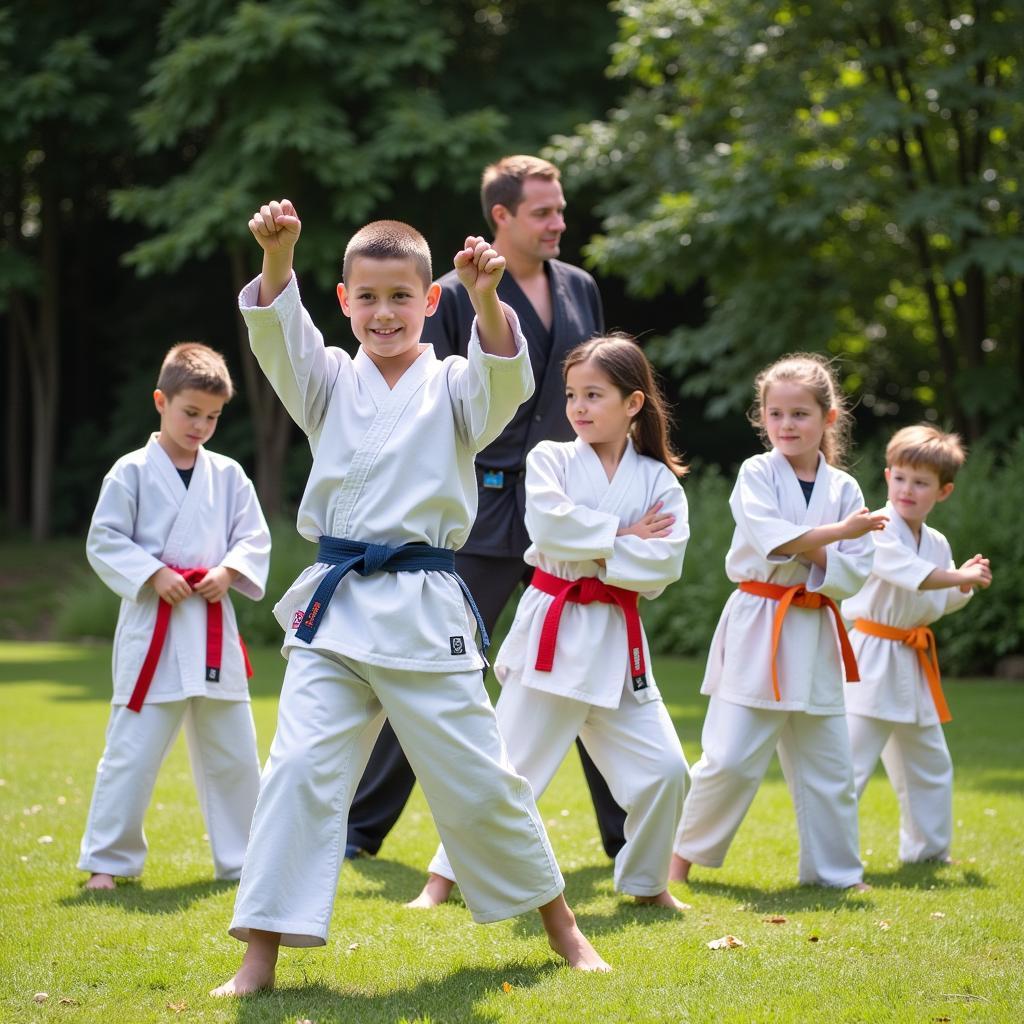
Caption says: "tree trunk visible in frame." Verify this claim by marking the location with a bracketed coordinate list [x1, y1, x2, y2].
[228, 245, 293, 518]
[5, 312, 27, 530]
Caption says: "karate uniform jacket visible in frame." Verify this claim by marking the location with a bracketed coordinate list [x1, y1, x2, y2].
[701, 449, 875, 714]
[841, 503, 971, 725]
[423, 260, 603, 557]
[495, 438, 689, 707]
[240, 273, 534, 673]
[86, 435, 271, 704]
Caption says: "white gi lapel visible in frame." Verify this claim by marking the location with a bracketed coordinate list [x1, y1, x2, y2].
[598, 437, 640, 516]
[331, 347, 433, 537]
[770, 447, 809, 525]
[804, 451, 828, 525]
[159, 441, 208, 567]
[887, 501, 921, 553]
[574, 438, 609, 507]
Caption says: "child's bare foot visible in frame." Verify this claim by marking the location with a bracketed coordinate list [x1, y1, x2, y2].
[539, 895, 611, 972]
[635, 890, 691, 911]
[405, 873, 455, 909]
[85, 873, 116, 890]
[668, 854, 691, 883]
[209, 931, 279, 997]
[846, 881, 872, 893]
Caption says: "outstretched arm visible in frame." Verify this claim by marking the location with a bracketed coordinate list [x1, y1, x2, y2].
[454, 236, 516, 356]
[248, 199, 302, 306]
[771, 507, 888, 569]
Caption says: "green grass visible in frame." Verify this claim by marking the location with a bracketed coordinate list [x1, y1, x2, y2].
[1, 642, 1022, 1023]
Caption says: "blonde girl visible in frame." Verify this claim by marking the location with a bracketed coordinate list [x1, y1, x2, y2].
[411, 336, 692, 911]
[671, 352, 886, 889]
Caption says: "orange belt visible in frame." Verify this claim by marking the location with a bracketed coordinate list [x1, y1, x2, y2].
[738, 581, 859, 702]
[852, 619, 950, 723]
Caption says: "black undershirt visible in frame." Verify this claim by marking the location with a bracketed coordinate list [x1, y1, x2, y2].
[798, 478, 814, 504]
[177, 466, 194, 488]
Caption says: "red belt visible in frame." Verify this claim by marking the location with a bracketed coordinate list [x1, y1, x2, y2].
[127, 567, 253, 713]
[852, 619, 950, 723]
[738, 580, 859, 702]
[531, 567, 648, 690]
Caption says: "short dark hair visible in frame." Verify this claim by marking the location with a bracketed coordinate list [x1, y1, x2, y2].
[157, 342, 234, 400]
[342, 220, 432, 290]
[480, 155, 561, 233]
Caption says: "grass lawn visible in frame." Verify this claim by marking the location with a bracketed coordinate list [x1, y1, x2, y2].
[1, 641, 1022, 1023]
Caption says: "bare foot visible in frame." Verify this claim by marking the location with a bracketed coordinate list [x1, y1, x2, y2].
[635, 890, 691, 911]
[846, 881, 872, 893]
[539, 895, 611, 972]
[405, 873, 454, 909]
[668, 854, 691, 883]
[210, 931, 279, 998]
[85, 873, 116, 890]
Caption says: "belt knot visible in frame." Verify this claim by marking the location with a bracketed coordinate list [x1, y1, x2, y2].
[904, 626, 931, 651]
[575, 578, 608, 604]
[791, 587, 825, 609]
[359, 543, 397, 576]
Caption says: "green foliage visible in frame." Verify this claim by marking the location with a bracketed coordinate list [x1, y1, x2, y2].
[551, 0, 1024, 437]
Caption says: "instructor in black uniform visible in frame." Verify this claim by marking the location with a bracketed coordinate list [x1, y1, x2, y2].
[345, 155, 628, 860]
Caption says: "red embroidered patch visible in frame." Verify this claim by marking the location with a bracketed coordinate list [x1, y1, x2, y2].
[292, 611, 304, 629]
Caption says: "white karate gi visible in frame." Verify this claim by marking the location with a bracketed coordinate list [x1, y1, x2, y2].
[842, 503, 971, 862]
[79, 437, 271, 879]
[675, 449, 874, 886]
[429, 439, 690, 896]
[230, 274, 565, 945]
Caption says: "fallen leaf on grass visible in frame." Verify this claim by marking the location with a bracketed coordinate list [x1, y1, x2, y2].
[502, 982, 512, 993]
[877, 920, 891, 930]
[707, 935, 744, 950]
[59, 997, 80, 1006]
[33, 993, 48, 1003]
[763, 916, 787, 924]
[932, 1017, 951, 1022]
[931, 912, 946, 919]
[166, 1000, 187, 1012]
[347, 942, 359, 951]
[808, 936, 820, 943]
[37, 835, 54, 844]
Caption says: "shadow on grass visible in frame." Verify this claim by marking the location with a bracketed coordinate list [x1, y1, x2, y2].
[864, 861, 990, 891]
[343, 855, 434, 904]
[59, 876, 237, 914]
[658, 878, 878, 915]
[230, 964, 557, 1024]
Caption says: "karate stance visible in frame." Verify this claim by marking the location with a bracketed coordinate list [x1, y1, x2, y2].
[411, 336, 691, 912]
[671, 352, 885, 889]
[843, 425, 991, 863]
[213, 199, 608, 997]
[79, 343, 271, 889]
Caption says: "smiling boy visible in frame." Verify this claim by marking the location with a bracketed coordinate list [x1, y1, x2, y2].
[842, 424, 992, 863]
[212, 200, 609, 996]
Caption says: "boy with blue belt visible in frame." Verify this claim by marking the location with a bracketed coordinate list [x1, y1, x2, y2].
[213, 199, 609, 996]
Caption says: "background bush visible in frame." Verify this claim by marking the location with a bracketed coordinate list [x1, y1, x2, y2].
[55, 437, 1023, 678]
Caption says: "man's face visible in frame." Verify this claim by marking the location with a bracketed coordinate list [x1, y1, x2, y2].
[493, 176, 566, 265]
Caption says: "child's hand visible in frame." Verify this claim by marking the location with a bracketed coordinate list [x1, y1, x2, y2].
[150, 567, 192, 606]
[839, 507, 888, 540]
[193, 566, 238, 603]
[957, 554, 992, 592]
[618, 500, 675, 539]
[454, 236, 505, 296]
[249, 199, 301, 254]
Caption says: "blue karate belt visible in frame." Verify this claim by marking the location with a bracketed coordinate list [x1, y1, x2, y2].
[295, 536, 490, 652]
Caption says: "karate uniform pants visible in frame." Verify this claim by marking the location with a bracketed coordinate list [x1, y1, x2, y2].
[346, 552, 628, 859]
[78, 698, 260, 880]
[229, 647, 563, 946]
[429, 677, 688, 897]
[847, 713, 953, 862]
[674, 696, 863, 887]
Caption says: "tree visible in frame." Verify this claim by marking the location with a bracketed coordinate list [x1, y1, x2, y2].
[112, 0, 513, 515]
[550, 0, 1024, 437]
[0, 3, 157, 538]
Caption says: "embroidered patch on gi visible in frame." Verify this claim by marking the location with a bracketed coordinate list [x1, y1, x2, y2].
[291, 610, 304, 629]
[206, 667, 221, 683]
[450, 636, 466, 655]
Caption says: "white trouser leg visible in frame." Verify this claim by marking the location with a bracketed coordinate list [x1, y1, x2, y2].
[674, 698, 786, 867]
[428, 677, 585, 885]
[847, 713, 894, 799]
[379, 667, 564, 924]
[580, 695, 689, 896]
[777, 712, 863, 887]
[230, 649, 385, 946]
[78, 701, 187, 877]
[183, 699, 261, 880]
[881, 723, 953, 862]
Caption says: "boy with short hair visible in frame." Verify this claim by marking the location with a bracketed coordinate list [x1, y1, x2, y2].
[212, 199, 608, 997]
[842, 424, 992, 863]
[80, 342, 271, 890]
